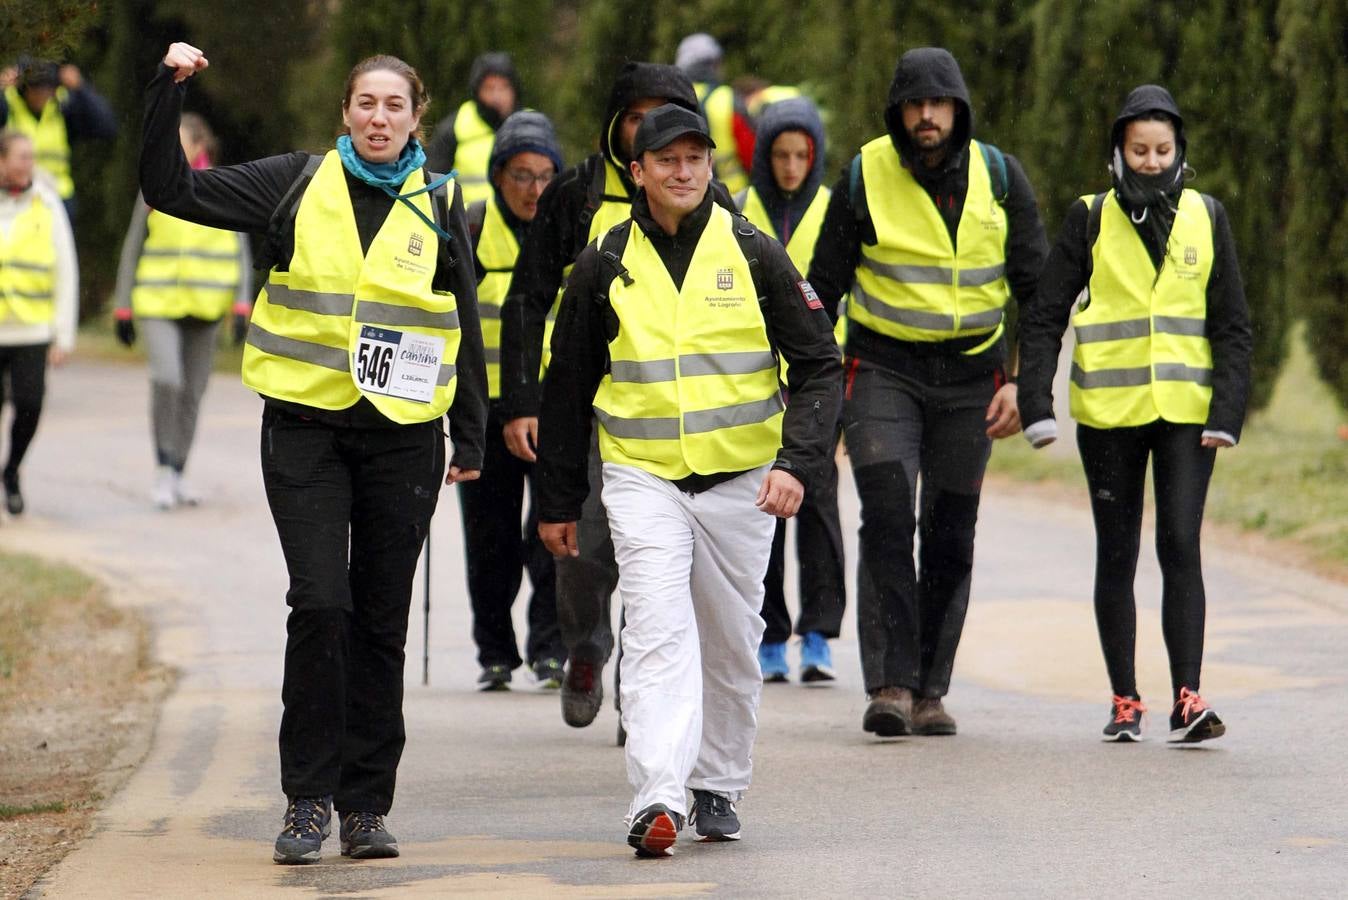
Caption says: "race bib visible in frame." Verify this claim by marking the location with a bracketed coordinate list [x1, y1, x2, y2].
[352, 325, 444, 403]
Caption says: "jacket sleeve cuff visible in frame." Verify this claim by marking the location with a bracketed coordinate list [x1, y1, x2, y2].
[1201, 429, 1237, 447]
[1023, 418, 1058, 448]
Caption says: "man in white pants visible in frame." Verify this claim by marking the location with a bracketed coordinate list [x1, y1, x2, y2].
[536, 104, 842, 857]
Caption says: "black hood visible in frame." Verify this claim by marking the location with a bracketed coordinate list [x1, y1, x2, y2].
[599, 62, 699, 169]
[882, 47, 973, 171]
[750, 97, 827, 202]
[470, 52, 520, 97]
[1110, 84, 1186, 156]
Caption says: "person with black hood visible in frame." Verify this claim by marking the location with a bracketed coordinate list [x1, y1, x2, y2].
[1, 57, 117, 214]
[498, 61, 735, 730]
[735, 96, 846, 684]
[426, 52, 520, 206]
[535, 102, 841, 856]
[808, 47, 1048, 739]
[1017, 85, 1251, 745]
[461, 110, 567, 691]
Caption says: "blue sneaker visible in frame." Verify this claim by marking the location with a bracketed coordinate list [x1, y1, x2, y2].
[799, 632, 835, 683]
[758, 642, 789, 683]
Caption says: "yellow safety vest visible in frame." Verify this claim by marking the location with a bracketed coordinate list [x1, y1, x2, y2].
[132, 209, 241, 320]
[745, 85, 803, 120]
[1070, 189, 1214, 429]
[696, 82, 746, 195]
[452, 100, 495, 206]
[474, 194, 518, 399]
[4, 86, 73, 200]
[593, 205, 784, 479]
[243, 151, 461, 423]
[738, 184, 846, 355]
[849, 137, 1010, 353]
[547, 160, 632, 371]
[0, 192, 56, 325]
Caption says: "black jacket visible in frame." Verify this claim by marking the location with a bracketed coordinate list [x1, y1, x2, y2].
[139, 64, 487, 470]
[498, 61, 732, 422]
[806, 48, 1048, 384]
[535, 189, 843, 523]
[744, 97, 828, 246]
[1017, 194, 1252, 439]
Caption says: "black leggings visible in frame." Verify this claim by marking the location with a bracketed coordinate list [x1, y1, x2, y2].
[0, 343, 47, 479]
[1077, 420, 1216, 702]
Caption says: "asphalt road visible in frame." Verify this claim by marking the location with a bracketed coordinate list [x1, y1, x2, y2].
[4, 359, 1346, 898]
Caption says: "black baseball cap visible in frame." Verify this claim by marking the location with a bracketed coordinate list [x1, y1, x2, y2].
[632, 103, 716, 159]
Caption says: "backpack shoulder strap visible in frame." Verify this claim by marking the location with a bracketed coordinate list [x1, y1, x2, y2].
[596, 219, 635, 298]
[577, 159, 608, 232]
[978, 141, 1009, 205]
[730, 213, 769, 306]
[1084, 191, 1107, 287]
[466, 198, 487, 241]
[1200, 192, 1218, 238]
[426, 170, 457, 268]
[257, 153, 322, 271]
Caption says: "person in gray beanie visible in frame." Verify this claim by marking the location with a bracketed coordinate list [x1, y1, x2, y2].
[459, 109, 566, 690]
[426, 52, 521, 204]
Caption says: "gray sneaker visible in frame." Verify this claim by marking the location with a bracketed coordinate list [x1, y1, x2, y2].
[273, 795, 332, 864]
[689, 789, 740, 842]
[339, 811, 399, 859]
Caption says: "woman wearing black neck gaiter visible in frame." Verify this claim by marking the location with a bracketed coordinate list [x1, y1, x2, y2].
[1016, 85, 1252, 745]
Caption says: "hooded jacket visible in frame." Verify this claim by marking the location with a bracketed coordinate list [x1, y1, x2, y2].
[806, 47, 1047, 384]
[497, 62, 734, 421]
[425, 53, 522, 175]
[743, 97, 827, 244]
[1018, 86, 1251, 441]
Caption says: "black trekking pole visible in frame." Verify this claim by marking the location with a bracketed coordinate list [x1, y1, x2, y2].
[421, 523, 431, 686]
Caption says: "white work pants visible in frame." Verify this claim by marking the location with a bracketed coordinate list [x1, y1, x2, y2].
[603, 461, 775, 821]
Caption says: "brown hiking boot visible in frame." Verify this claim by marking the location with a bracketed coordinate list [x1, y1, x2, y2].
[912, 697, 957, 736]
[862, 686, 913, 736]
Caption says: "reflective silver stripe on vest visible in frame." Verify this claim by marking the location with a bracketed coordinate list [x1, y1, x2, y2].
[610, 359, 677, 384]
[852, 280, 955, 330]
[1075, 318, 1151, 344]
[1154, 362, 1212, 386]
[958, 263, 1006, 287]
[683, 395, 784, 434]
[960, 309, 1004, 330]
[1070, 362, 1150, 389]
[437, 363, 457, 386]
[484, 347, 500, 364]
[140, 248, 238, 260]
[1153, 316, 1207, 338]
[134, 279, 239, 290]
[247, 323, 349, 372]
[266, 283, 352, 316]
[354, 300, 459, 331]
[594, 407, 681, 440]
[861, 257, 951, 284]
[679, 350, 777, 377]
[3, 261, 52, 272]
[3, 290, 52, 300]
[478, 302, 502, 319]
[458, 174, 488, 186]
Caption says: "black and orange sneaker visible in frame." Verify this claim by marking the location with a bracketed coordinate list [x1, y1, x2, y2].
[1167, 687, 1225, 743]
[1102, 695, 1146, 742]
[627, 803, 683, 858]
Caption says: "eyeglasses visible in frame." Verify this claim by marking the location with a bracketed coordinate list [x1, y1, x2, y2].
[504, 168, 555, 188]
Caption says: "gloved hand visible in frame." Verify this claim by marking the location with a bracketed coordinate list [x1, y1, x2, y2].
[115, 315, 136, 347]
[231, 303, 251, 346]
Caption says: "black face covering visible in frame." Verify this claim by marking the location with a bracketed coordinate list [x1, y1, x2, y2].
[1111, 145, 1186, 257]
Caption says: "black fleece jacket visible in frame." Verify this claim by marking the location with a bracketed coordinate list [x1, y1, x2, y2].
[535, 190, 843, 523]
[806, 48, 1048, 384]
[497, 61, 735, 422]
[139, 64, 487, 470]
[1017, 195, 1252, 439]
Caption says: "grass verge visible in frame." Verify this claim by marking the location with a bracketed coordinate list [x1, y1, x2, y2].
[990, 322, 1348, 575]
